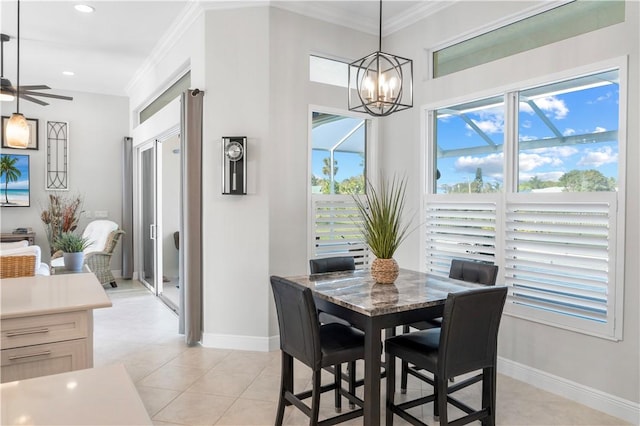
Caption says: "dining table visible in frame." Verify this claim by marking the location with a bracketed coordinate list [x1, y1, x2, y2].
[285, 268, 484, 425]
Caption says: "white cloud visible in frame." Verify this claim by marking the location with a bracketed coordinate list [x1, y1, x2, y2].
[521, 120, 532, 129]
[563, 128, 576, 136]
[519, 152, 562, 172]
[454, 153, 503, 175]
[593, 126, 607, 133]
[577, 146, 618, 167]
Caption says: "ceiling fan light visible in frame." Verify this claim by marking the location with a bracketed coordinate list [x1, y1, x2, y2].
[5, 112, 30, 148]
[0, 93, 15, 102]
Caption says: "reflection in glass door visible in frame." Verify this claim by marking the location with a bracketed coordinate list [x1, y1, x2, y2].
[140, 143, 156, 293]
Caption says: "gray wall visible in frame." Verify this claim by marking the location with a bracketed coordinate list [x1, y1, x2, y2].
[0, 90, 129, 268]
[383, 0, 639, 405]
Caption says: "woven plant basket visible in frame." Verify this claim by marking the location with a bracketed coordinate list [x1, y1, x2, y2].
[371, 258, 399, 284]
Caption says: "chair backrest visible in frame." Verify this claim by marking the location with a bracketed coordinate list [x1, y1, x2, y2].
[0, 255, 36, 278]
[82, 220, 119, 254]
[449, 259, 498, 286]
[270, 276, 322, 370]
[438, 286, 507, 378]
[309, 256, 355, 274]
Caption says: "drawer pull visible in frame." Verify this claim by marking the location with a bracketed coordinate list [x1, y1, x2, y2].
[8, 350, 52, 361]
[6, 328, 50, 337]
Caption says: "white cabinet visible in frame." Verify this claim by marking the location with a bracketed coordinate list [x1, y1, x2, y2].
[1, 311, 91, 382]
[0, 273, 111, 383]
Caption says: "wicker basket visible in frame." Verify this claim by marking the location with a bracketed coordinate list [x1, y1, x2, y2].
[370, 258, 399, 284]
[0, 255, 36, 278]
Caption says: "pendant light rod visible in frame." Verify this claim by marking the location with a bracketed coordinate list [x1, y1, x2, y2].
[16, 0, 21, 113]
[378, 0, 382, 52]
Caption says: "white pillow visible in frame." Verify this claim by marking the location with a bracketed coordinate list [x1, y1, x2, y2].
[0, 240, 29, 250]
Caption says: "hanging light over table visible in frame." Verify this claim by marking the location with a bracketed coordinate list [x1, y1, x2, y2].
[348, 0, 413, 117]
[5, 0, 30, 148]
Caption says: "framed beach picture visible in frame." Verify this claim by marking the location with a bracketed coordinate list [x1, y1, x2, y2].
[0, 153, 30, 207]
[1, 116, 39, 150]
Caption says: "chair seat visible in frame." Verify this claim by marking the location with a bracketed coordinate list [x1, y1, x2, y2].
[386, 328, 440, 372]
[320, 323, 365, 367]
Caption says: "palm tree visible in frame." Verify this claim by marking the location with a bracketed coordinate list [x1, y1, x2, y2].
[0, 155, 21, 204]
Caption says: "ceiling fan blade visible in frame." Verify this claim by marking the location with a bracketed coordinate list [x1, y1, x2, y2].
[19, 85, 51, 90]
[21, 91, 73, 101]
[20, 93, 49, 106]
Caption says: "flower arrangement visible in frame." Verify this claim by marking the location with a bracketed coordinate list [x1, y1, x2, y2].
[41, 193, 84, 255]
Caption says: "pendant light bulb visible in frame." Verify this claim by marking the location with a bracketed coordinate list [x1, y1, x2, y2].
[5, 112, 29, 148]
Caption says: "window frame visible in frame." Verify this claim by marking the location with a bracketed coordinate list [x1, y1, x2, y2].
[422, 57, 627, 340]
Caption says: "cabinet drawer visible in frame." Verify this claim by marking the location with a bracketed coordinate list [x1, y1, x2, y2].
[1, 338, 89, 383]
[1, 311, 88, 349]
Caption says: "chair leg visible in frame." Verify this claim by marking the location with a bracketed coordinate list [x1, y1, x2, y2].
[110, 281, 117, 288]
[481, 367, 496, 426]
[334, 363, 342, 412]
[275, 353, 292, 426]
[310, 370, 322, 425]
[433, 374, 440, 418]
[400, 325, 410, 393]
[385, 354, 396, 426]
[348, 361, 356, 409]
[436, 375, 448, 425]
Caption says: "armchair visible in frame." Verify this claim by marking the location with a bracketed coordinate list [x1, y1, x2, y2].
[50, 220, 124, 287]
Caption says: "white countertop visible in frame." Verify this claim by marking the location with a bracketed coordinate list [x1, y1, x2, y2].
[0, 273, 112, 319]
[0, 363, 152, 425]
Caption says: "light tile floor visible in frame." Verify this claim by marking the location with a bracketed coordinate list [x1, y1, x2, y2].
[94, 279, 629, 426]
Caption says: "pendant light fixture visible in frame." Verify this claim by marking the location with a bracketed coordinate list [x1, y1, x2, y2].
[348, 0, 413, 117]
[5, 0, 30, 148]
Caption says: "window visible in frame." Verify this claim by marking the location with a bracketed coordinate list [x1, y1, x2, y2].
[139, 72, 191, 124]
[426, 67, 624, 339]
[309, 55, 348, 88]
[310, 111, 373, 268]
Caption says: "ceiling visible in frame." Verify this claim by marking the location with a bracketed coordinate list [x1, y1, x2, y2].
[0, 1, 445, 99]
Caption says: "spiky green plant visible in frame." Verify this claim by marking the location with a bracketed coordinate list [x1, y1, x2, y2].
[53, 232, 91, 253]
[352, 175, 413, 259]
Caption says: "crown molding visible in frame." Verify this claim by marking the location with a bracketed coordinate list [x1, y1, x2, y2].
[384, 1, 457, 36]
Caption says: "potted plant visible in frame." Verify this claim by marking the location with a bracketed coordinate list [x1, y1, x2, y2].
[54, 232, 91, 272]
[352, 174, 413, 284]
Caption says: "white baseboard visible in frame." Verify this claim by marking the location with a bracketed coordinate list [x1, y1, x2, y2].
[202, 332, 279, 352]
[498, 357, 639, 425]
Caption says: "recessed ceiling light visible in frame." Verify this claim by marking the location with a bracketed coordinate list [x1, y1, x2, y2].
[62, 71, 75, 76]
[74, 4, 95, 13]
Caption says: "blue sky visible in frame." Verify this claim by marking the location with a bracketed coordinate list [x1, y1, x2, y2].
[0, 154, 30, 189]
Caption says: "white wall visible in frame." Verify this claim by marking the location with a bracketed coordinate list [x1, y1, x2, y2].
[1, 90, 128, 268]
[383, 0, 639, 408]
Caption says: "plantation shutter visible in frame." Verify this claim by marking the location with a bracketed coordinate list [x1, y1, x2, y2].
[425, 196, 498, 276]
[312, 195, 369, 269]
[504, 193, 617, 336]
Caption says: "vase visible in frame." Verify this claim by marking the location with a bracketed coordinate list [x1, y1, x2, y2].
[370, 258, 399, 284]
[63, 252, 85, 272]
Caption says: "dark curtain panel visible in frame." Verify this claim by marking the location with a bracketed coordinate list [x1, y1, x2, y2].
[121, 136, 134, 279]
[179, 89, 204, 344]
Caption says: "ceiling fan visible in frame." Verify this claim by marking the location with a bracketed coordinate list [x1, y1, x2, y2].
[1, 32, 73, 106]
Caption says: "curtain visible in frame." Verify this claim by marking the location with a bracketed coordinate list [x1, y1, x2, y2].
[179, 89, 204, 344]
[121, 136, 134, 279]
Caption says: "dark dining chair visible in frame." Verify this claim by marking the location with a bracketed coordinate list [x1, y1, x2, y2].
[385, 286, 508, 426]
[400, 259, 498, 393]
[270, 276, 364, 425]
[309, 256, 358, 410]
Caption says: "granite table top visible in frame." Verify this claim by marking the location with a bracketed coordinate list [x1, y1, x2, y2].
[285, 268, 483, 317]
